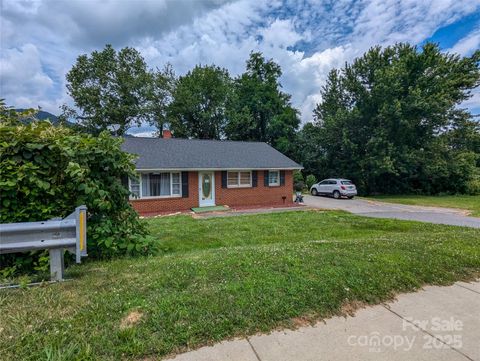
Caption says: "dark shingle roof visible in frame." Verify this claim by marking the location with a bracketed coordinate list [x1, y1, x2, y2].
[121, 137, 302, 170]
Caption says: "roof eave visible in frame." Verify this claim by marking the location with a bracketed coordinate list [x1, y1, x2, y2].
[134, 166, 303, 171]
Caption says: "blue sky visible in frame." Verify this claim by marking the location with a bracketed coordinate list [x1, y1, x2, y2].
[1, 0, 479, 134]
[425, 11, 480, 49]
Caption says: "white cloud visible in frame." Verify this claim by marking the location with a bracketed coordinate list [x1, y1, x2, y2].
[138, 0, 480, 121]
[283, 46, 354, 121]
[259, 19, 304, 49]
[1, 0, 479, 120]
[350, 0, 479, 46]
[131, 131, 158, 137]
[1, 0, 231, 48]
[448, 27, 480, 56]
[0, 44, 54, 108]
[460, 87, 480, 113]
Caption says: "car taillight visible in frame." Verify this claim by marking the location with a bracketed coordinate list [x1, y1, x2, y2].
[341, 185, 346, 190]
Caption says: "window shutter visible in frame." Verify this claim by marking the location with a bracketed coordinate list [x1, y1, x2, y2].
[280, 170, 285, 186]
[181, 172, 189, 198]
[264, 170, 269, 187]
[221, 171, 227, 188]
[121, 175, 129, 189]
[252, 171, 258, 187]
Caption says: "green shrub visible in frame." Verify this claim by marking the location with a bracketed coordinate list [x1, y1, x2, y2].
[293, 181, 305, 192]
[293, 170, 304, 184]
[305, 174, 317, 189]
[465, 176, 480, 195]
[0, 107, 155, 276]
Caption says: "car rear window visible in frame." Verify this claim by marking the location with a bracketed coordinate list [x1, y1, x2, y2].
[341, 180, 353, 185]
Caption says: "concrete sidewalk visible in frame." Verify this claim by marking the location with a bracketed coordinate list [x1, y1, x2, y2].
[165, 281, 480, 361]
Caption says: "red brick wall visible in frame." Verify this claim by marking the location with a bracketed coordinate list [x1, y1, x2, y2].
[130, 170, 293, 215]
[215, 170, 294, 207]
[130, 172, 199, 215]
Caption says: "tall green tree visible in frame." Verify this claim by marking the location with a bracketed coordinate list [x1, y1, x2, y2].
[225, 52, 300, 156]
[306, 43, 480, 194]
[168, 65, 232, 139]
[63, 45, 152, 135]
[146, 64, 176, 137]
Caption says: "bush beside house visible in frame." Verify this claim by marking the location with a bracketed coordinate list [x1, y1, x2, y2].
[0, 107, 154, 277]
[305, 175, 317, 189]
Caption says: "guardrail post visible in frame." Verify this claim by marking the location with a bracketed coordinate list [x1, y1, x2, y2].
[75, 205, 88, 263]
[49, 249, 64, 281]
[0, 205, 87, 283]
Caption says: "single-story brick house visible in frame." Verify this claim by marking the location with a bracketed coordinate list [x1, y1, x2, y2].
[121, 134, 302, 215]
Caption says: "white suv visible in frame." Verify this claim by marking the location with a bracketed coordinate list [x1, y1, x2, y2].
[310, 178, 357, 199]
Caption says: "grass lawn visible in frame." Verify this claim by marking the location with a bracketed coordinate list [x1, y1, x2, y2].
[1, 210, 479, 360]
[365, 195, 480, 217]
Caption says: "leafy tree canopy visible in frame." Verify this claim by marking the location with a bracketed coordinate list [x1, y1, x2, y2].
[301, 43, 480, 195]
[226, 52, 300, 156]
[168, 65, 232, 139]
[145, 64, 176, 137]
[63, 45, 152, 136]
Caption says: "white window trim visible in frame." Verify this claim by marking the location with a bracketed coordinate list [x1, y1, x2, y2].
[171, 172, 182, 197]
[227, 170, 252, 188]
[268, 170, 280, 187]
[128, 176, 141, 199]
[129, 172, 182, 199]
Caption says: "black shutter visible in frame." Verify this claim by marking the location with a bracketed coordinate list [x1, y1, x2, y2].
[264, 170, 269, 187]
[280, 170, 285, 186]
[221, 171, 227, 188]
[121, 175, 129, 189]
[252, 171, 258, 187]
[181, 172, 189, 198]
[121, 175, 129, 199]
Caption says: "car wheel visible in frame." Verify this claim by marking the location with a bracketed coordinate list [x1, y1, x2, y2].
[311, 188, 318, 196]
[333, 190, 341, 199]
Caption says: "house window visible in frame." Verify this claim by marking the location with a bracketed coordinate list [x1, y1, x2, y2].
[239, 171, 251, 186]
[227, 172, 239, 187]
[171, 173, 181, 195]
[129, 172, 181, 198]
[129, 176, 140, 198]
[227, 171, 252, 188]
[268, 170, 280, 186]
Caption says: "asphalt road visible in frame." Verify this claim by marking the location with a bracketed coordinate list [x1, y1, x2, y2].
[303, 195, 480, 228]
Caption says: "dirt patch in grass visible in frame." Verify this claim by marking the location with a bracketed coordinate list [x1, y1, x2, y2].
[120, 310, 144, 329]
[292, 316, 314, 329]
[340, 300, 368, 317]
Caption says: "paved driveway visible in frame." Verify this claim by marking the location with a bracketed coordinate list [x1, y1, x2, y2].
[303, 195, 480, 228]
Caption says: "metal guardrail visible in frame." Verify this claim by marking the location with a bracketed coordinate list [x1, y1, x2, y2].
[0, 206, 88, 281]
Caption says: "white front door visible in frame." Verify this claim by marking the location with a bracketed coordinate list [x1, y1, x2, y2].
[198, 172, 215, 207]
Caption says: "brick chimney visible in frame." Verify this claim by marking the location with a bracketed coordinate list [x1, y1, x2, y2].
[163, 129, 172, 139]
